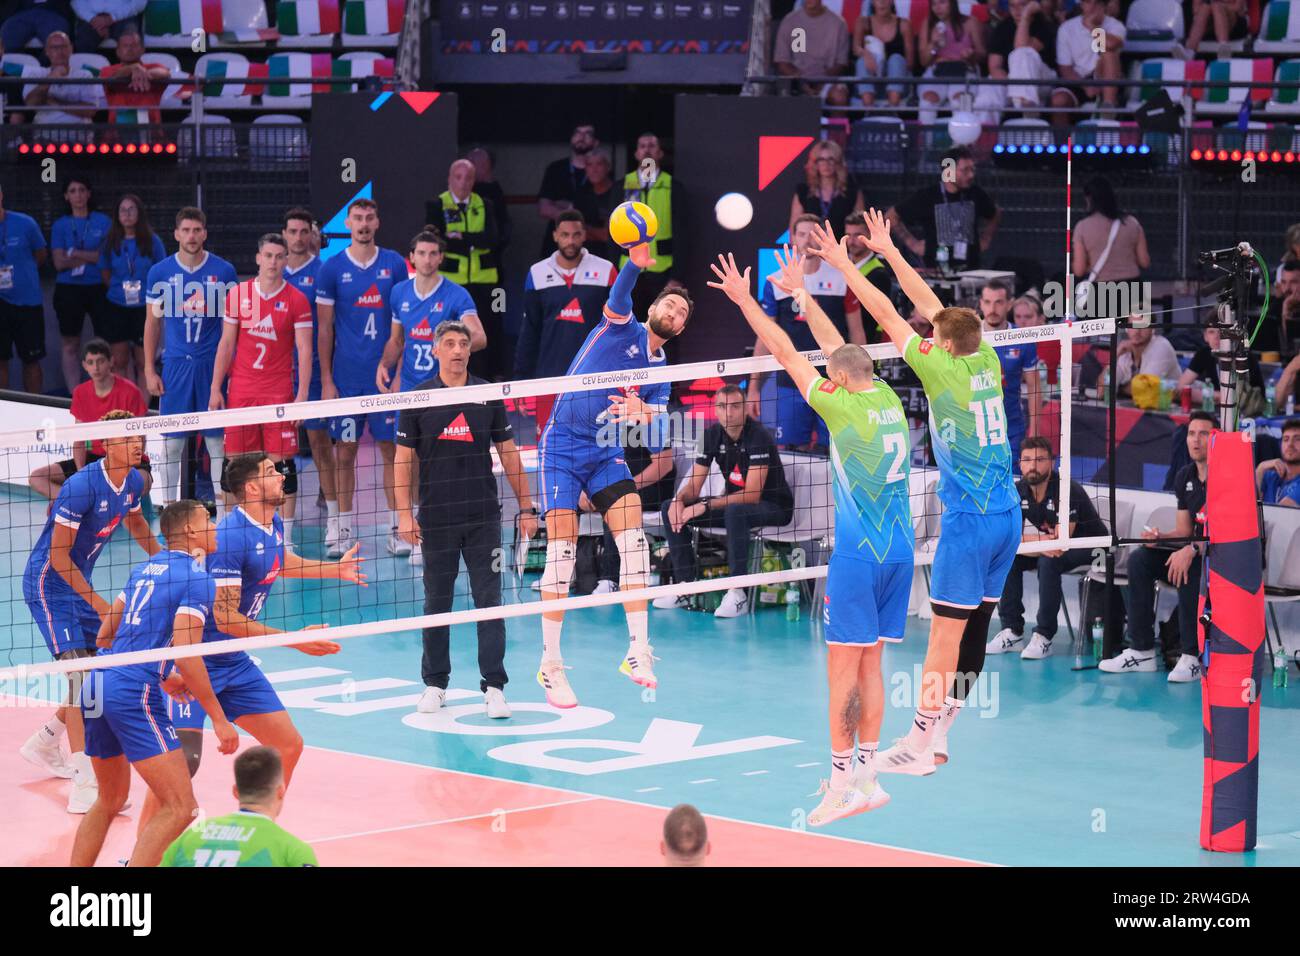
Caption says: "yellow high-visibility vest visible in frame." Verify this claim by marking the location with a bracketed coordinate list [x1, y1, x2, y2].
[438, 190, 498, 285]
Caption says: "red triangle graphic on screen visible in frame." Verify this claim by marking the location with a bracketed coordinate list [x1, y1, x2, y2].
[758, 135, 814, 191]
[399, 92, 440, 115]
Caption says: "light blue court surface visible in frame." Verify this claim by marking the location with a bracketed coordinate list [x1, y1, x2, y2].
[3, 489, 1299, 867]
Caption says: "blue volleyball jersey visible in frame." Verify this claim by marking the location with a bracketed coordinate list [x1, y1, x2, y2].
[993, 341, 1037, 438]
[51, 212, 112, 286]
[202, 508, 286, 670]
[145, 252, 239, 361]
[23, 460, 145, 599]
[315, 247, 409, 389]
[390, 275, 478, 391]
[104, 550, 216, 685]
[547, 317, 669, 442]
[284, 255, 322, 383]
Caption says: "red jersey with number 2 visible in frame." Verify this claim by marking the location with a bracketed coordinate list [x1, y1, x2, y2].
[224, 279, 313, 400]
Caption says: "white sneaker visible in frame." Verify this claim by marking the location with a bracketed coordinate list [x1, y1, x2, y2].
[714, 588, 748, 618]
[1020, 632, 1053, 660]
[537, 660, 578, 709]
[653, 594, 691, 610]
[807, 777, 890, 827]
[19, 732, 74, 779]
[325, 516, 340, 552]
[67, 777, 98, 814]
[1098, 648, 1157, 673]
[618, 644, 659, 689]
[985, 628, 1024, 655]
[328, 525, 352, 560]
[1168, 653, 1204, 683]
[417, 687, 446, 713]
[387, 528, 412, 557]
[408, 546, 424, 567]
[876, 739, 938, 776]
[484, 687, 512, 718]
[592, 579, 617, 595]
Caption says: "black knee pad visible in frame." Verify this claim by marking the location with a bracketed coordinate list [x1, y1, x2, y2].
[275, 458, 298, 496]
[590, 479, 638, 516]
[179, 729, 204, 777]
[952, 601, 997, 700]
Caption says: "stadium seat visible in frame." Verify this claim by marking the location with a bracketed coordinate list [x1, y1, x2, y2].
[250, 114, 309, 166]
[1195, 58, 1274, 115]
[1264, 58, 1300, 113]
[1256, 0, 1300, 53]
[336, 51, 395, 89]
[261, 52, 334, 107]
[179, 112, 238, 160]
[194, 52, 262, 108]
[998, 117, 1053, 146]
[1, 53, 41, 77]
[1220, 119, 1274, 150]
[1124, 0, 1185, 54]
[276, 0, 343, 47]
[1073, 118, 1125, 148]
[141, 51, 190, 108]
[145, 0, 219, 48]
[69, 53, 111, 76]
[1126, 57, 1205, 110]
[340, 0, 404, 48]
[1263, 507, 1300, 666]
[213, 0, 274, 45]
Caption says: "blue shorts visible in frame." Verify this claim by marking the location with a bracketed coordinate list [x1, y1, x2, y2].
[160, 353, 223, 437]
[823, 558, 912, 646]
[22, 571, 100, 657]
[82, 673, 180, 763]
[329, 379, 395, 443]
[538, 424, 632, 514]
[303, 367, 328, 432]
[760, 378, 818, 447]
[930, 507, 1022, 611]
[167, 656, 283, 730]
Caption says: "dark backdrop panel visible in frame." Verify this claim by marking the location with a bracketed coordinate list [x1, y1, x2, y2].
[310, 93, 459, 260]
[673, 94, 821, 364]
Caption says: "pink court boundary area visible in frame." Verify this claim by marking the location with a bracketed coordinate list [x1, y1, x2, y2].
[1, 696, 988, 867]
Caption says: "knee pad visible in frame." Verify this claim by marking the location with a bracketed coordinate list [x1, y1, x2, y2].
[275, 458, 298, 496]
[539, 538, 576, 593]
[615, 527, 650, 589]
[179, 729, 203, 778]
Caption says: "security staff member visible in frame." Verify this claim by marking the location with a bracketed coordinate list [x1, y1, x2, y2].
[394, 320, 537, 719]
[621, 132, 676, 323]
[427, 159, 503, 380]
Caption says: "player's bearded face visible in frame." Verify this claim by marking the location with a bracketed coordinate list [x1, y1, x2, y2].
[260, 465, 286, 507]
[648, 294, 689, 339]
[1281, 430, 1300, 464]
[350, 212, 377, 243]
[1021, 454, 1051, 484]
[845, 229, 868, 256]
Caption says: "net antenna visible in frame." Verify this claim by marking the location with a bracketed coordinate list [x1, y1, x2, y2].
[1197, 242, 1262, 434]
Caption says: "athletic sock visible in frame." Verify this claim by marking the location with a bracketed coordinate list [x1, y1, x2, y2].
[325, 500, 339, 519]
[830, 748, 854, 789]
[339, 509, 353, 533]
[71, 751, 92, 785]
[541, 618, 563, 663]
[905, 708, 942, 752]
[626, 609, 648, 651]
[388, 509, 399, 532]
[936, 695, 963, 735]
[40, 717, 66, 741]
[854, 740, 878, 775]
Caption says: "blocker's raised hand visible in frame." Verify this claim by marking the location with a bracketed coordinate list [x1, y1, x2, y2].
[707, 252, 752, 305]
[808, 220, 852, 270]
[864, 207, 898, 257]
[770, 243, 807, 296]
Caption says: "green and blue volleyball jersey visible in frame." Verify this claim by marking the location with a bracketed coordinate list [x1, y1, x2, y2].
[804, 376, 914, 565]
[160, 810, 318, 867]
[903, 335, 1018, 515]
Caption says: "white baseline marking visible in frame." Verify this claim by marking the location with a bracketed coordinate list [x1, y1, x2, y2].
[308, 795, 600, 845]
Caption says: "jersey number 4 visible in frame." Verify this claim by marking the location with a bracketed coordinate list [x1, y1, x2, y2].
[969, 398, 1008, 447]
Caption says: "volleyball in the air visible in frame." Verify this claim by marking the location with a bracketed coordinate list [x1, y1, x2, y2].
[715, 192, 754, 231]
[609, 200, 658, 249]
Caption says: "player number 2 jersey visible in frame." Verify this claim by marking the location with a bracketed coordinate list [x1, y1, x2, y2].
[224, 279, 313, 392]
[804, 377, 914, 564]
[904, 336, 1019, 514]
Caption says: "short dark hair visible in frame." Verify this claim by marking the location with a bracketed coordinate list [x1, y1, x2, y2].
[433, 320, 471, 344]
[283, 207, 314, 229]
[663, 804, 707, 861]
[234, 746, 283, 803]
[1282, 260, 1300, 274]
[981, 279, 1012, 298]
[651, 283, 692, 323]
[844, 211, 867, 229]
[258, 233, 287, 252]
[791, 213, 821, 231]
[410, 228, 445, 255]
[175, 205, 206, 228]
[715, 384, 744, 401]
[81, 338, 112, 362]
[159, 499, 205, 540]
[555, 209, 586, 228]
[348, 198, 378, 216]
[221, 451, 271, 498]
[1188, 410, 1217, 427]
[943, 145, 975, 166]
[1281, 417, 1300, 434]
[1020, 436, 1054, 457]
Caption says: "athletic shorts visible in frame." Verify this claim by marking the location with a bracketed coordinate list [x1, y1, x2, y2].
[823, 558, 912, 646]
[225, 388, 299, 458]
[761, 379, 819, 447]
[538, 424, 633, 514]
[96, 300, 146, 347]
[167, 655, 284, 731]
[0, 300, 47, 364]
[930, 506, 1022, 611]
[53, 283, 106, 339]
[22, 571, 100, 657]
[160, 353, 223, 437]
[329, 379, 395, 443]
[82, 673, 180, 763]
[302, 370, 328, 432]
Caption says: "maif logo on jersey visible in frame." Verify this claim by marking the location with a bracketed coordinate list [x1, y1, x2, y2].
[95, 515, 123, 538]
[259, 553, 282, 586]
[439, 413, 473, 442]
[558, 298, 584, 323]
[410, 318, 433, 341]
[728, 465, 745, 487]
[355, 285, 383, 308]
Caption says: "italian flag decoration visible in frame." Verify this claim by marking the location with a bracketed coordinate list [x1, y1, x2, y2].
[334, 55, 395, 81]
[144, 0, 224, 36]
[1263, 0, 1300, 41]
[200, 55, 268, 96]
[342, 0, 405, 36]
[1137, 58, 1206, 103]
[1204, 58, 1275, 104]
[277, 0, 343, 36]
[267, 52, 335, 95]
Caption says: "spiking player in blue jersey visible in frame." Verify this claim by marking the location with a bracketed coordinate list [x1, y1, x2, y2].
[21, 410, 161, 815]
[136, 452, 366, 838]
[142, 206, 239, 509]
[812, 212, 1020, 777]
[283, 208, 329, 542]
[71, 499, 234, 868]
[316, 198, 412, 560]
[535, 242, 692, 709]
[711, 247, 906, 825]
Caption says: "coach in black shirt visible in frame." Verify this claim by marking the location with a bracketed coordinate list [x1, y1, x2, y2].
[990, 437, 1113, 660]
[654, 385, 794, 619]
[395, 320, 538, 719]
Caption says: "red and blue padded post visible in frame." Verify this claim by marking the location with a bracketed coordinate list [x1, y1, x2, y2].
[1199, 430, 1265, 852]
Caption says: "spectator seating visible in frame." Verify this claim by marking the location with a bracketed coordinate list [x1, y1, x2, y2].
[214, 0, 275, 45]
[69, 53, 111, 76]
[1125, 0, 1186, 54]
[276, 0, 343, 47]
[1256, 0, 1300, 53]
[250, 113, 309, 165]
[194, 52, 261, 108]
[341, 0, 404, 48]
[1264, 58, 1300, 113]
[179, 112, 238, 159]
[1195, 58, 1275, 116]
[1, 53, 41, 78]
[999, 118, 1053, 146]
[262, 51, 335, 106]
[1126, 58, 1206, 110]
[1263, 505, 1300, 662]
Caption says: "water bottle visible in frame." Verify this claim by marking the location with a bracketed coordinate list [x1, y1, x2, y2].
[936, 244, 950, 276]
[1091, 617, 1104, 663]
[1202, 380, 1215, 413]
[1274, 647, 1289, 689]
[1287, 394, 1296, 416]
[785, 584, 801, 622]
[1265, 381, 1276, 415]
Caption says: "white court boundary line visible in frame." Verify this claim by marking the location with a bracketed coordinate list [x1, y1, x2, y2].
[306, 796, 601, 845]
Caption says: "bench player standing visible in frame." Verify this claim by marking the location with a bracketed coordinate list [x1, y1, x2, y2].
[316, 199, 410, 558]
[143, 207, 238, 509]
[535, 242, 692, 708]
[208, 234, 313, 540]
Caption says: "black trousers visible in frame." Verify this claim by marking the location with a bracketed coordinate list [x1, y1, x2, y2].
[466, 282, 511, 382]
[420, 519, 508, 692]
[1126, 545, 1202, 655]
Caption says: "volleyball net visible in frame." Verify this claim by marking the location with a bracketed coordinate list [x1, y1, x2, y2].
[0, 318, 1121, 685]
